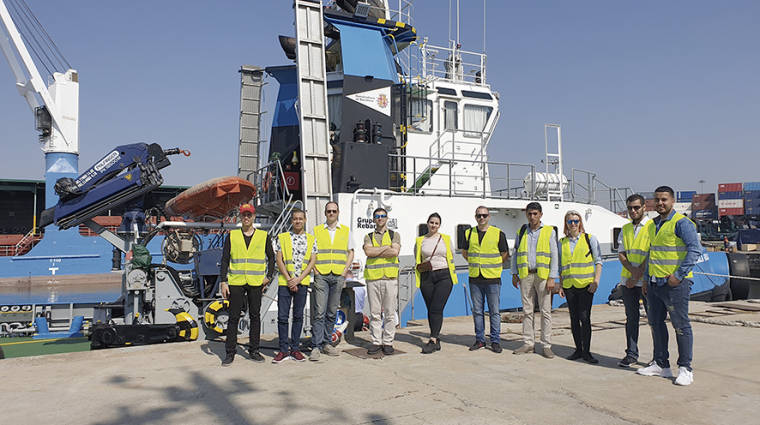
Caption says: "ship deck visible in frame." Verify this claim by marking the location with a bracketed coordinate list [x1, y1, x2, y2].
[1, 301, 758, 425]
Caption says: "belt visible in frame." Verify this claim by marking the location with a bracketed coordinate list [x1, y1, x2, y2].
[528, 268, 538, 274]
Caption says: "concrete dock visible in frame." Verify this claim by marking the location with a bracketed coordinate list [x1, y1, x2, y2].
[1, 301, 758, 425]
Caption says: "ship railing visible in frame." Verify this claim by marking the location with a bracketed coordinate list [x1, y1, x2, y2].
[392, 153, 537, 199]
[428, 128, 492, 163]
[415, 41, 487, 87]
[568, 168, 633, 213]
[250, 160, 292, 209]
[12, 228, 41, 256]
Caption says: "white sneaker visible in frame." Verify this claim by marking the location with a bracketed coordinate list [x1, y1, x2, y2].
[675, 367, 694, 386]
[636, 361, 674, 378]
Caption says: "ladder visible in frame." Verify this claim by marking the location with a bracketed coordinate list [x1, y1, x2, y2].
[544, 124, 564, 201]
[294, 0, 332, 228]
[238, 65, 265, 181]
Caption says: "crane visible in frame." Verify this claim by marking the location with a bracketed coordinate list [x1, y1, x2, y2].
[0, 0, 79, 209]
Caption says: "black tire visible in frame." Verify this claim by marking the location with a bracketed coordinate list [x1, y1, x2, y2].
[728, 253, 751, 300]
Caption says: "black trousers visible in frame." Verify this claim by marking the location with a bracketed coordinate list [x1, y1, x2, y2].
[565, 286, 594, 354]
[225, 284, 263, 355]
[420, 269, 454, 339]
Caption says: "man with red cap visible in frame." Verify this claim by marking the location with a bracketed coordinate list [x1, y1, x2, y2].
[219, 203, 276, 366]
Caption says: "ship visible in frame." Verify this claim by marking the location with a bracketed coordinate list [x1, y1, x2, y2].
[0, 0, 752, 348]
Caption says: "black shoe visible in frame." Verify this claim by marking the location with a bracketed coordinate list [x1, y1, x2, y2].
[567, 350, 583, 361]
[435, 339, 441, 351]
[583, 353, 599, 364]
[221, 353, 234, 367]
[367, 344, 382, 355]
[249, 350, 265, 363]
[422, 340, 436, 354]
[618, 355, 637, 368]
[382, 345, 395, 355]
[491, 342, 503, 353]
[469, 341, 486, 351]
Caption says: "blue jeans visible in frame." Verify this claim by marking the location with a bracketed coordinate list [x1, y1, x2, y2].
[312, 274, 345, 348]
[621, 285, 647, 359]
[469, 282, 501, 344]
[277, 285, 308, 353]
[647, 279, 693, 370]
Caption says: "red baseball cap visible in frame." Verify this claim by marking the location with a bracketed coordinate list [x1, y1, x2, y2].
[239, 203, 255, 215]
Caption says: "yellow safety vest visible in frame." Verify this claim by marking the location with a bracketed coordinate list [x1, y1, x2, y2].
[277, 232, 315, 286]
[620, 221, 653, 279]
[560, 233, 595, 289]
[516, 225, 554, 280]
[228, 229, 268, 286]
[648, 213, 695, 279]
[467, 226, 503, 279]
[414, 233, 459, 288]
[364, 230, 399, 280]
[314, 224, 350, 275]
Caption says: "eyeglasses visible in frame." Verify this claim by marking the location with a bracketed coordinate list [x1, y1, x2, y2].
[326, 210, 338, 214]
[475, 214, 489, 219]
[627, 205, 642, 211]
[566, 219, 580, 225]
[374, 214, 387, 219]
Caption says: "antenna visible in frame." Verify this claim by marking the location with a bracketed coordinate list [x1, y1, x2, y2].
[448, 0, 452, 43]
[483, 0, 486, 53]
[456, 0, 460, 45]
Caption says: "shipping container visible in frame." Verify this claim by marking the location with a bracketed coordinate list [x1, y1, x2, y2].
[719, 207, 744, 217]
[745, 207, 760, 216]
[745, 199, 760, 211]
[718, 191, 743, 200]
[645, 199, 656, 211]
[692, 193, 716, 203]
[692, 208, 717, 220]
[743, 182, 760, 191]
[673, 202, 692, 215]
[677, 191, 696, 202]
[743, 190, 760, 200]
[718, 199, 744, 209]
[718, 183, 742, 192]
[639, 192, 655, 200]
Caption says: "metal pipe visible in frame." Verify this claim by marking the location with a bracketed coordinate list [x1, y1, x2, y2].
[154, 221, 256, 230]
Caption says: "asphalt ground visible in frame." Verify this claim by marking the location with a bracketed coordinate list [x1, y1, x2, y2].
[1, 301, 758, 425]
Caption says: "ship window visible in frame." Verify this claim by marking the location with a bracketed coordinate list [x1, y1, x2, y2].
[456, 224, 473, 250]
[444, 101, 457, 131]
[328, 94, 342, 131]
[438, 87, 457, 96]
[409, 100, 432, 133]
[463, 105, 493, 137]
[462, 90, 492, 100]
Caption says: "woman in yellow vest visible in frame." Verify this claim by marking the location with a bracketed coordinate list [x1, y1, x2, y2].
[558, 210, 603, 364]
[415, 212, 459, 354]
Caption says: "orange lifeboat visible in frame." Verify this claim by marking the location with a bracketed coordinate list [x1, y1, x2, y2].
[164, 177, 255, 219]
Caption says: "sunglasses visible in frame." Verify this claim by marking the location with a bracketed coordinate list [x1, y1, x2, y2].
[374, 214, 387, 219]
[627, 205, 642, 211]
[326, 210, 338, 214]
[567, 219, 580, 225]
[475, 214, 489, 219]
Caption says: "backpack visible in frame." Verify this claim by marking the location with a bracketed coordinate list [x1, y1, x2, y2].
[516, 224, 559, 252]
[368, 229, 395, 245]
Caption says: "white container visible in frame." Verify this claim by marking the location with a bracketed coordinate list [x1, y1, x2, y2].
[674, 202, 692, 215]
[523, 172, 568, 196]
[718, 199, 744, 209]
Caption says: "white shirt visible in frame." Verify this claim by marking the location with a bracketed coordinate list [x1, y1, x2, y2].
[616, 216, 650, 287]
[323, 222, 355, 251]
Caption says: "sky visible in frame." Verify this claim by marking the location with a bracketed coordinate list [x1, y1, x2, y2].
[1, 0, 759, 195]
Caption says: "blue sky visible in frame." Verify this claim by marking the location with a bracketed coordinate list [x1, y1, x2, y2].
[1, 0, 758, 194]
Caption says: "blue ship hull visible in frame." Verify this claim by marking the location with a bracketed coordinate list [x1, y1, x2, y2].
[400, 252, 730, 326]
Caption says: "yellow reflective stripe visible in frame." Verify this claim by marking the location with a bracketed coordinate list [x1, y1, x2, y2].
[228, 270, 266, 275]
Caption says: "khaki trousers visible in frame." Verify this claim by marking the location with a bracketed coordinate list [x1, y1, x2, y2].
[519, 273, 552, 348]
[366, 278, 398, 345]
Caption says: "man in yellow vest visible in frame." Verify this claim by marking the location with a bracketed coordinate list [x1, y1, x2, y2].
[617, 194, 651, 368]
[637, 186, 701, 386]
[273, 208, 317, 364]
[363, 207, 401, 355]
[511, 202, 559, 358]
[462, 206, 509, 353]
[310, 201, 354, 361]
[219, 203, 276, 366]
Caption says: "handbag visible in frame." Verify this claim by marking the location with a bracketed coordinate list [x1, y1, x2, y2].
[416, 235, 442, 272]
